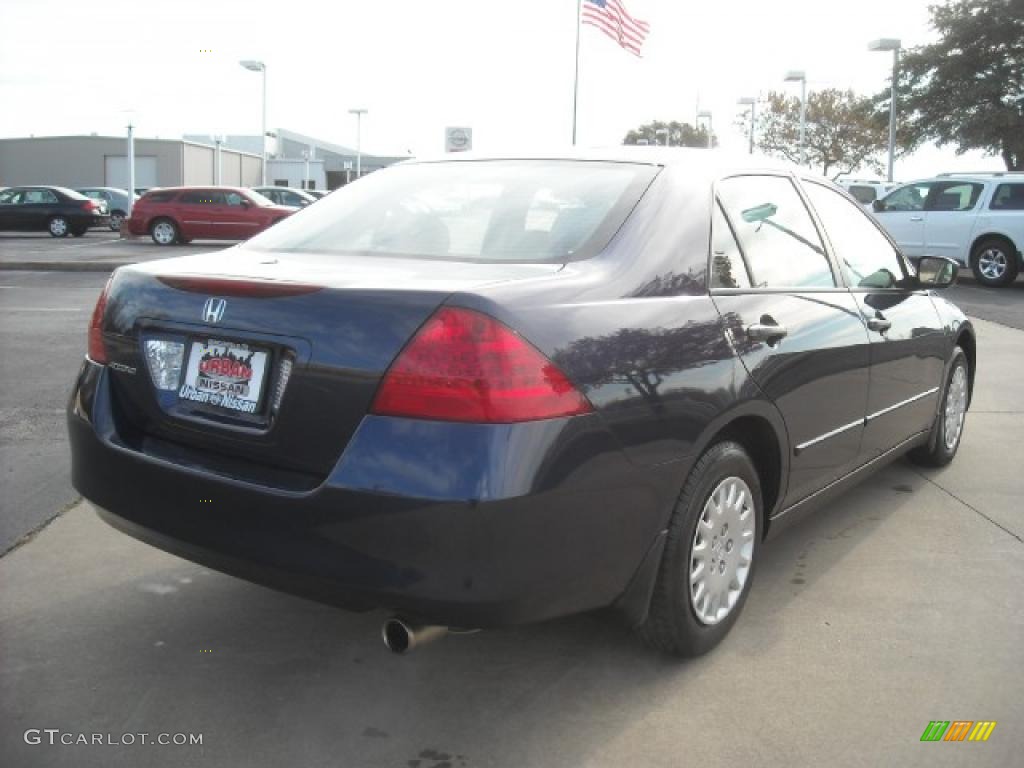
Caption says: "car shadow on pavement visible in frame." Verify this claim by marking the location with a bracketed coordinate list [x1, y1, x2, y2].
[0, 461, 928, 767]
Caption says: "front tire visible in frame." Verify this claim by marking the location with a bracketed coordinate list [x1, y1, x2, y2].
[637, 441, 761, 657]
[150, 218, 179, 246]
[971, 237, 1019, 287]
[910, 347, 969, 467]
[48, 216, 69, 237]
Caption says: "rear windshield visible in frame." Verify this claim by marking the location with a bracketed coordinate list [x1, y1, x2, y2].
[244, 160, 660, 262]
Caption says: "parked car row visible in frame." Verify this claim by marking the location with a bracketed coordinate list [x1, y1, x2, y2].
[870, 172, 1023, 287]
[0, 183, 328, 242]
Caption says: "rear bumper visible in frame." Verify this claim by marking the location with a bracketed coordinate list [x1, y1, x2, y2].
[68, 360, 681, 627]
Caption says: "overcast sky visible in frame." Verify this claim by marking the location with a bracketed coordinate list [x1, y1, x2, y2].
[0, 0, 1005, 179]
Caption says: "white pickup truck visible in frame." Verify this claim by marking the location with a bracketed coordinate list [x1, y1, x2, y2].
[871, 173, 1024, 287]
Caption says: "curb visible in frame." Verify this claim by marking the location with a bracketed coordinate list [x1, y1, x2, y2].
[0, 261, 133, 272]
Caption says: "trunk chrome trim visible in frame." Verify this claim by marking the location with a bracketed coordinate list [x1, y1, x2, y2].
[866, 387, 939, 423]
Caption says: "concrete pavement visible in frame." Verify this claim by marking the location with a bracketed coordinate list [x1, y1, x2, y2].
[1, 318, 1021, 768]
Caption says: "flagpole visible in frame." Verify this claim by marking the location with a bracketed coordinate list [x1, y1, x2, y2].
[572, 0, 582, 145]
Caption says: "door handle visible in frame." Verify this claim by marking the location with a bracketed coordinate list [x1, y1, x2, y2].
[866, 315, 892, 333]
[909, 216, 924, 222]
[747, 319, 788, 343]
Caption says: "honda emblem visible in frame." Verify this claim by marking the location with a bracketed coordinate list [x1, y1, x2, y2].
[202, 298, 227, 324]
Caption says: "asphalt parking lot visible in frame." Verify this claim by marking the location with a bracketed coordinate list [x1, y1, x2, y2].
[1, 233, 1023, 767]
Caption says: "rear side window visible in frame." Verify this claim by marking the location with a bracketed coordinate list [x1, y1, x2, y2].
[709, 203, 751, 289]
[716, 175, 834, 288]
[926, 181, 983, 212]
[990, 183, 1024, 210]
[143, 191, 175, 203]
[244, 160, 660, 263]
[24, 189, 59, 204]
[804, 181, 905, 289]
[179, 190, 223, 205]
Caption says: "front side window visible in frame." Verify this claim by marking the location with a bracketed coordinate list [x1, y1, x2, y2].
[926, 181, 983, 212]
[716, 175, 834, 288]
[989, 183, 1024, 210]
[225, 192, 245, 207]
[847, 185, 877, 205]
[804, 181, 905, 289]
[882, 183, 931, 212]
[245, 160, 660, 263]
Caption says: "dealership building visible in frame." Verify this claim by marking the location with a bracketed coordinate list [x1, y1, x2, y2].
[0, 128, 405, 192]
[0, 135, 263, 190]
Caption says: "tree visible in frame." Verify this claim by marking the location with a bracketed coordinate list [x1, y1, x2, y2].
[623, 120, 717, 148]
[881, 0, 1024, 170]
[741, 89, 907, 177]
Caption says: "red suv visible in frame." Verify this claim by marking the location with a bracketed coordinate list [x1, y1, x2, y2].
[126, 187, 296, 245]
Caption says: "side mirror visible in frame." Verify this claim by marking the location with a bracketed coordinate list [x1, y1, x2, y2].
[917, 256, 958, 289]
[872, 199, 886, 212]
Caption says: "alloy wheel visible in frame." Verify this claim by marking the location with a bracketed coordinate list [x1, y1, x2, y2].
[944, 364, 968, 451]
[109, 213, 124, 231]
[977, 248, 1007, 281]
[49, 217, 68, 237]
[689, 476, 756, 625]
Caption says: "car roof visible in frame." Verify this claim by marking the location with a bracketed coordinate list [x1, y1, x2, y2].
[7, 185, 83, 197]
[404, 146, 802, 178]
[141, 186, 250, 193]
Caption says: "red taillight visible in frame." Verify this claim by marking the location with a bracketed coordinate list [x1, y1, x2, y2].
[156, 275, 321, 298]
[371, 307, 593, 423]
[81, 200, 100, 211]
[88, 277, 112, 364]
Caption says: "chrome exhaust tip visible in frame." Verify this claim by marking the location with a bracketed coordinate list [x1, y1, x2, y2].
[381, 617, 448, 654]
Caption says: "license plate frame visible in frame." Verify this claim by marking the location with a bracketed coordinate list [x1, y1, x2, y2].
[178, 338, 271, 417]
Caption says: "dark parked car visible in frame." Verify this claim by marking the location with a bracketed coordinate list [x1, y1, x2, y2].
[77, 186, 137, 231]
[252, 186, 316, 207]
[69, 150, 974, 656]
[0, 185, 109, 236]
[124, 187, 295, 245]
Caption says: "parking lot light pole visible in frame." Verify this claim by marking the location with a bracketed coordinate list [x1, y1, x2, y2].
[697, 110, 713, 149]
[738, 97, 757, 155]
[348, 109, 367, 178]
[126, 122, 134, 217]
[784, 70, 807, 166]
[239, 60, 267, 185]
[868, 38, 902, 183]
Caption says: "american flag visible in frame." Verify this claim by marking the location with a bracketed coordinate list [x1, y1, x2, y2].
[581, 0, 650, 57]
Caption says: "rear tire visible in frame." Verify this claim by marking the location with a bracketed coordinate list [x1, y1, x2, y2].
[109, 211, 125, 231]
[910, 347, 969, 467]
[150, 218, 179, 246]
[970, 237, 1019, 287]
[637, 441, 761, 657]
[48, 216, 69, 237]
[70, 227, 86, 237]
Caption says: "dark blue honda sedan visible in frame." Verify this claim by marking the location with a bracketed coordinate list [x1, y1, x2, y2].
[68, 149, 973, 656]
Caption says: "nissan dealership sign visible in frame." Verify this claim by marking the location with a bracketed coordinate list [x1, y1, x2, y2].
[445, 127, 472, 153]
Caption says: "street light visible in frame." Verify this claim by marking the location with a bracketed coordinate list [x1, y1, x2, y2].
[868, 38, 902, 183]
[784, 70, 807, 166]
[738, 97, 757, 155]
[239, 60, 267, 185]
[348, 108, 367, 178]
[655, 128, 669, 147]
[697, 110, 713, 149]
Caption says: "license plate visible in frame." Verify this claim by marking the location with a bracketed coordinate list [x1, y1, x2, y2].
[179, 339, 269, 415]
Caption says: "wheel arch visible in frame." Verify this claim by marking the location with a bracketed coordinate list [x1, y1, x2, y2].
[970, 232, 1020, 263]
[955, 325, 977, 406]
[687, 401, 790, 532]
